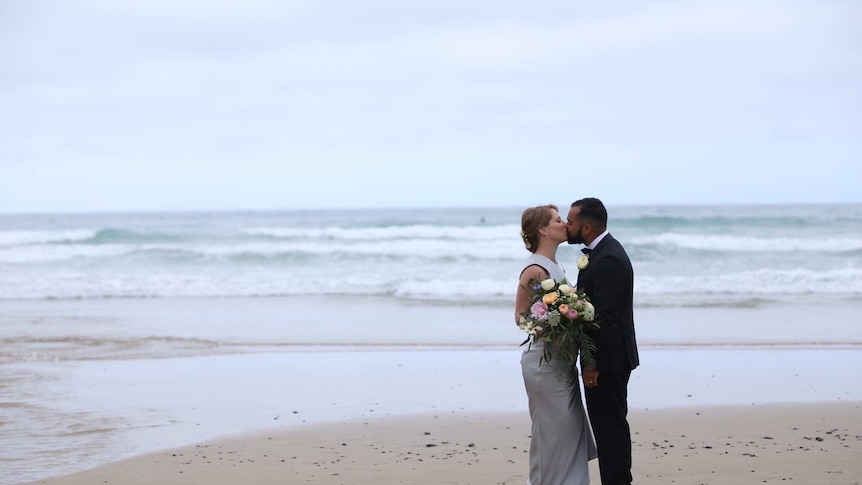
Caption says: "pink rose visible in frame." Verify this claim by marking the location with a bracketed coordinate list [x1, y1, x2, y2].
[530, 301, 549, 321]
[566, 309, 579, 319]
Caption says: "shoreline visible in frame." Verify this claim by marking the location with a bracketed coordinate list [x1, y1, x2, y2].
[4, 294, 862, 484]
[5, 346, 862, 485]
[22, 401, 862, 485]
[3, 295, 861, 364]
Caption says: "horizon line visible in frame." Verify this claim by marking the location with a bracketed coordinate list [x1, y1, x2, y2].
[1, 200, 861, 217]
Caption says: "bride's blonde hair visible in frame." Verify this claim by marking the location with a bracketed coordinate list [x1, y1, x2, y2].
[520, 204, 558, 253]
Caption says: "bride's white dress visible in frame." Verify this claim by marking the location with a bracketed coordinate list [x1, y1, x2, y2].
[520, 254, 597, 485]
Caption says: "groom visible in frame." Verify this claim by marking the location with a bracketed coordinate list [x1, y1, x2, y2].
[566, 197, 639, 485]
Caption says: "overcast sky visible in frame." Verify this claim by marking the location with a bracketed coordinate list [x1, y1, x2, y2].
[1, 0, 860, 213]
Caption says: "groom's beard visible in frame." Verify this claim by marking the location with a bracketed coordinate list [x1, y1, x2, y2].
[567, 227, 585, 245]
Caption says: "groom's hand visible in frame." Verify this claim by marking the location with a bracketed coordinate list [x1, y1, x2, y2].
[582, 369, 599, 388]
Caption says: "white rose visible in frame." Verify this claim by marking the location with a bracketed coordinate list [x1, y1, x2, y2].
[576, 255, 589, 270]
[558, 284, 573, 295]
[582, 301, 595, 321]
[540, 278, 556, 291]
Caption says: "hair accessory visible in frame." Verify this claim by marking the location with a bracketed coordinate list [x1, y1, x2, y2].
[519, 229, 532, 249]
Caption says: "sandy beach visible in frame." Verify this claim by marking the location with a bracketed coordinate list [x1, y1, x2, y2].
[22, 401, 861, 485]
[3, 295, 862, 485]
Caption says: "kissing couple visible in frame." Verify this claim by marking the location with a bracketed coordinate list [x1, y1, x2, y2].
[515, 197, 640, 485]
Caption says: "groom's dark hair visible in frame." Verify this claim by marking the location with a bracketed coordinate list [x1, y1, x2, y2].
[571, 197, 608, 229]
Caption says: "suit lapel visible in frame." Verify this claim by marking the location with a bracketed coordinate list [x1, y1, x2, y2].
[576, 234, 613, 289]
[591, 233, 614, 257]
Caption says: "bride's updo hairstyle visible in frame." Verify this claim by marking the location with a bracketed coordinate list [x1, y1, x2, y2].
[520, 204, 558, 253]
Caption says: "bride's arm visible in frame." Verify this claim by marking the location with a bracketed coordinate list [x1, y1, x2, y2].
[514, 265, 549, 324]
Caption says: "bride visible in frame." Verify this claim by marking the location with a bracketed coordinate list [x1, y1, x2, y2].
[516, 204, 597, 485]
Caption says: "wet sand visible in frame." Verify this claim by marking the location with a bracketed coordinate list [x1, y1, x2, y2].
[4, 296, 862, 484]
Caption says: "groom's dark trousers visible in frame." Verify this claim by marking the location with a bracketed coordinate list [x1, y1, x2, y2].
[576, 234, 638, 485]
[585, 370, 632, 485]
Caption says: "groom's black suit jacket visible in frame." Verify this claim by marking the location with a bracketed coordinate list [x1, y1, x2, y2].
[576, 234, 639, 373]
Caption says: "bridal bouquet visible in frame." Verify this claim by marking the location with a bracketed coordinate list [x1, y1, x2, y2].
[518, 278, 600, 369]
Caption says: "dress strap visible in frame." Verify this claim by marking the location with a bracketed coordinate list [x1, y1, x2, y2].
[523, 254, 566, 282]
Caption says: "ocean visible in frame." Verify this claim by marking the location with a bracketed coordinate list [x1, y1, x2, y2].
[2, 204, 861, 484]
[2, 203, 861, 305]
